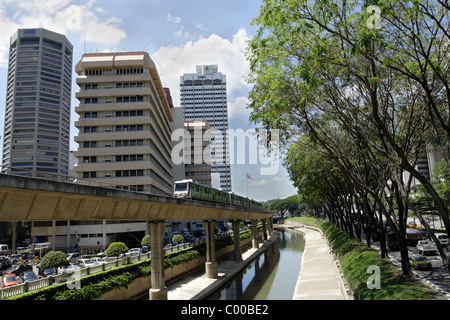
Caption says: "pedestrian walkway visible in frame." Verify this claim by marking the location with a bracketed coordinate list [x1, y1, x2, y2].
[289, 223, 352, 300]
[167, 232, 279, 300]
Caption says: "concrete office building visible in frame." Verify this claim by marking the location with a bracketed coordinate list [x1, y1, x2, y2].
[180, 65, 232, 191]
[2, 28, 73, 177]
[32, 52, 176, 252]
[184, 120, 212, 187]
[74, 52, 174, 195]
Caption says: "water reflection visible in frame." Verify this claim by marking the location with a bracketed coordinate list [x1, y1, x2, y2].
[207, 228, 305, 300]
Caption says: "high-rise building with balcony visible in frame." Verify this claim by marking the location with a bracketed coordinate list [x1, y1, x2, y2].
[74, 52, 174, 195]
[2, 28, 73, 177]
[180, 65, 231, 191]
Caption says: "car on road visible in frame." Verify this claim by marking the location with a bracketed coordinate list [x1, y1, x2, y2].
[90, 257, 106, 265]
[9, 254, 22, 264]
[2, 264, 33, 276]
[1, 273, 20, 287]
[66, 252, 81, 262]
[21, 271, 39, 282]
[435, 233, 449, 246]
[0, 257, 12, 271]
[409, 254, 432, 270]
[58, 263, 82, 274]
[76, 259, 96, 268]
[126, 248, 142, 256]
[42, 268, 57, 277]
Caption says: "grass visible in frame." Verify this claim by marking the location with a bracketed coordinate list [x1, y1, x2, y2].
[287, 216, 439, 300]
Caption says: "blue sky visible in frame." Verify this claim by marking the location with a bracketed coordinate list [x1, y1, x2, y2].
[0, 0, 297, 201]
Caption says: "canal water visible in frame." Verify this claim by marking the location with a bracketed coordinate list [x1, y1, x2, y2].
[206, 228, 305, 300]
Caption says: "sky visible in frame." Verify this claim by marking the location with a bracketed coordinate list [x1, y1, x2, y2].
[0, 0, 298, 201]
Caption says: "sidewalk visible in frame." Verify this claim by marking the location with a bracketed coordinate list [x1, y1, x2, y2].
[167, 232, 279, 300]
[289, 223, 352, 300]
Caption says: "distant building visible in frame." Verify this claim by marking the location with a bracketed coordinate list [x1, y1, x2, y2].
[180, 65, 231, 191]
[2, 28, 73, 177]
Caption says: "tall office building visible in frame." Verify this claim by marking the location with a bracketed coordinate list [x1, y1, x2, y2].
[180, 65, 232, 191]
[74, 52, 174, 195]
[2, 28, 73, 177]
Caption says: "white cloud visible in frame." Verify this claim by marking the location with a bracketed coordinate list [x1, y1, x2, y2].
[250, 179, 268, 186]
[167, 13, 181, 24]
[228, 96, 250, 119]
[0, 0, 126, 65]
[152, 28, 251, 118]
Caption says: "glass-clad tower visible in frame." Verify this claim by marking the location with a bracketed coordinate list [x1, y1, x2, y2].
[2, 28, 73, 177]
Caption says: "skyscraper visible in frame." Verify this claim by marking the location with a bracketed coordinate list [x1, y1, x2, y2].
[180, 65, 232, 191]
[2, 28, 73, 177]
[74, 52, 174, 195]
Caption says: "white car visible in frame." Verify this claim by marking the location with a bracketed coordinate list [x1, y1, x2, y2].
[76, 259, 96, 268]
[58, 263, 82, 274]
[90, 257, 107, 265]
[435, 233, 449, 245]
[126, 248, 142, 256]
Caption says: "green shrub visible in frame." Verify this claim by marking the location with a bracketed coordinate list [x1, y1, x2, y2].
[141, 235, 151, 247]
[105, 242, 128, 257]
[39, 251, 69, 270]
[172, 234, 184, 243]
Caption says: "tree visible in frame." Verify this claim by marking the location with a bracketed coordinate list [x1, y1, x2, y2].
[141, 235, 151, 248]
[172, 234, 184, 243]
[39, 251, 69, 270]
[268, 195, 302, 217]
[246, 0, 450, 275]
[105, 242, 128, 257]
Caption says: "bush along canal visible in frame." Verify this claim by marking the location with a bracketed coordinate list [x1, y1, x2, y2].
[206, 228, 305, 300]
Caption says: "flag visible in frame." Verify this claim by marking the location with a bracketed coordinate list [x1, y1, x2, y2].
[246, 174, 254, 180]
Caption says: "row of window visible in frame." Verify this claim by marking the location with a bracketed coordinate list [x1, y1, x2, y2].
[84, 68, 144, 76]
[82, 125, 144, 133]
[83, 110, 145, 118]
[82, 140, 145, 148]
[84, 96, 144, 104]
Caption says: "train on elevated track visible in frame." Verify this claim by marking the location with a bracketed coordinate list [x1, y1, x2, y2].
[174, 179, 263, 210]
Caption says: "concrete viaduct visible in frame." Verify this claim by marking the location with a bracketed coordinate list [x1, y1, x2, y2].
[0, 174, 274, 299]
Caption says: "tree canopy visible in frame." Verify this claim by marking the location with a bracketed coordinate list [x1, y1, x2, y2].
[247, 0, 450, 275]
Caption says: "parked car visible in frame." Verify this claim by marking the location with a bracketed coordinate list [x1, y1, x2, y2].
[90, 257, 106, 265]
[9, 254, 22, 264]
[435, 233, 449, 246]
[409, 254, 432, 270]
[66, 252, 81, 262]
[42, 268, 57, 277]
[126, 248, 142, 256]
[2, 264, 33, 276]
[21, 271, 39, 282]
[1, 273, 20, 287]
[58, 263, 82, 274]
[0, 257, 12, 271]
[76, 259, 96, 268]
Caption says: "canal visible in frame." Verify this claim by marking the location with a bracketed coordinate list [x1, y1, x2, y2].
[206, 227, 305, 300]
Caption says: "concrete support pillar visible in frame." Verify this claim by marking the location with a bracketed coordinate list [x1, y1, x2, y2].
[102, 220, 106, 250]
[231, 220, 242, 261]
[251, 219, 259, 249]
[51, 220, 56, 251]
[66, 220, 70, 251]
[267, 218, 273, 236]
[203, 220, 218, 279]
[261, 219, 267, 241]
[11, 222, 16, 253]
[148, 220, 167, 300]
